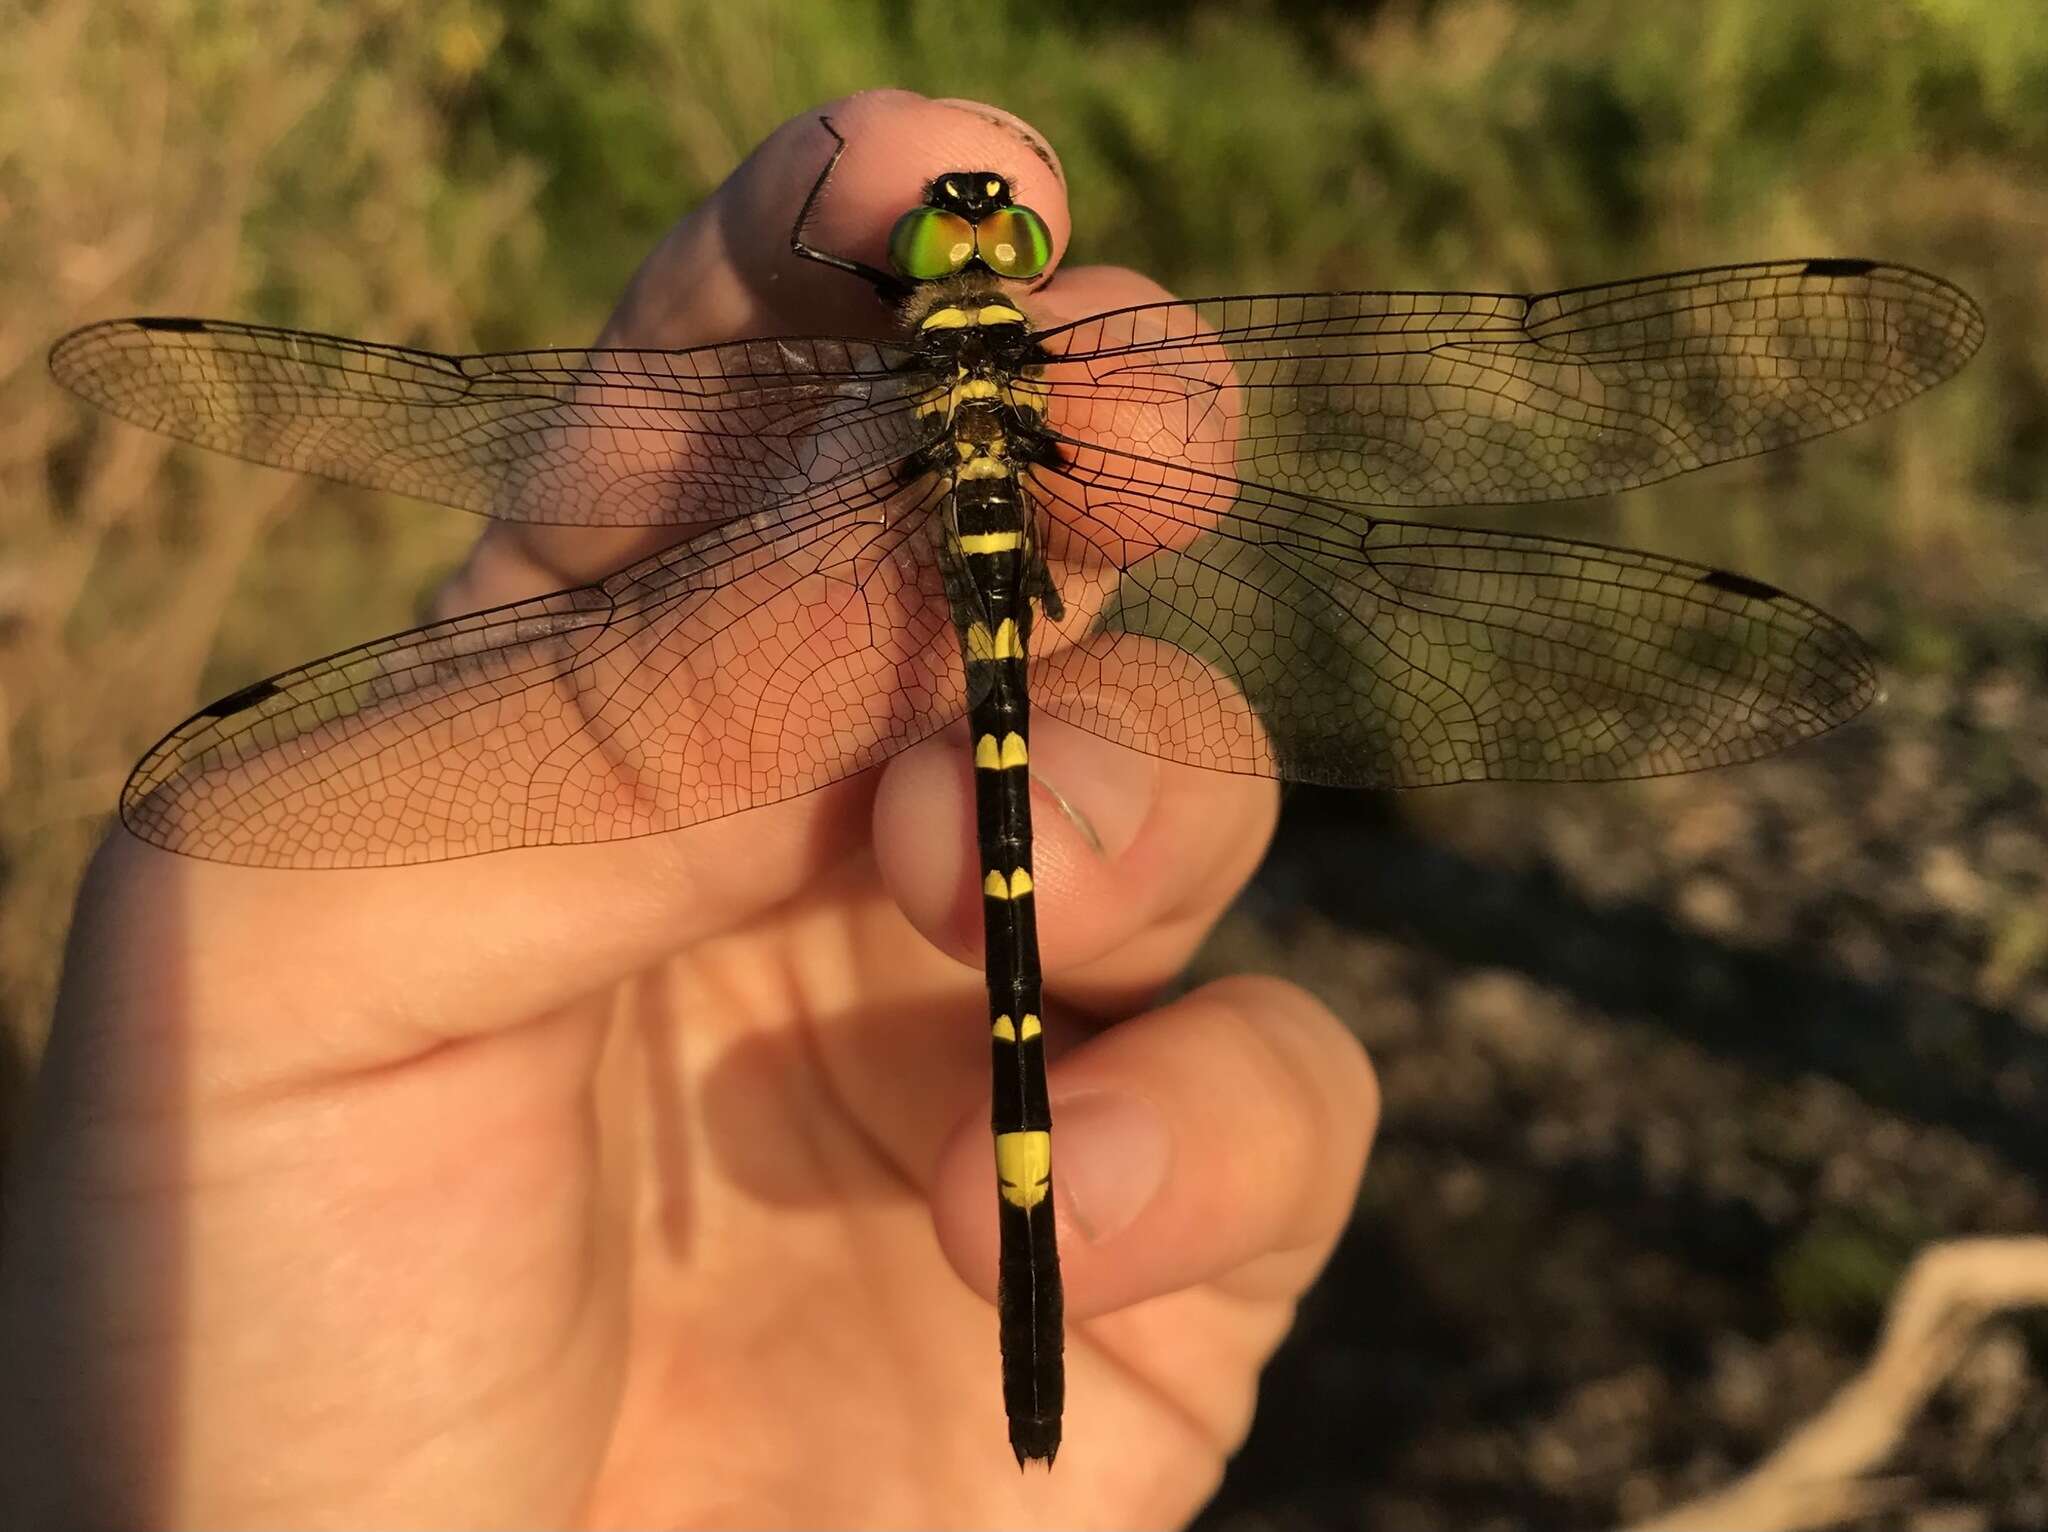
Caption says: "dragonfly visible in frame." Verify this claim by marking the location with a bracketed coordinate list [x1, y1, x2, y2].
[49, 116, 1982, 1467]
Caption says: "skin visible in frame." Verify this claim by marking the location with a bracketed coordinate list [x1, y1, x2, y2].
[0, 91, 1377, 1528]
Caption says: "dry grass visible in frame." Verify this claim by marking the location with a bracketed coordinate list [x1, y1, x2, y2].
[1634, 1239, 2048, 1532]
[0, 0, 542, 1045]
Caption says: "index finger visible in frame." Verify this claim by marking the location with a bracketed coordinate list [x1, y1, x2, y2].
[606, 91, 1071, 351]
[453, 91, 1075, 599]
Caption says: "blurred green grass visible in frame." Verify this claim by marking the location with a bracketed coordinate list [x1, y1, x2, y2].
[4, 0, 2044, 1094]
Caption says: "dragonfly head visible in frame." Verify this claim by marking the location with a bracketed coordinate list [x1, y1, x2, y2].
[888, 171, 1052, 284]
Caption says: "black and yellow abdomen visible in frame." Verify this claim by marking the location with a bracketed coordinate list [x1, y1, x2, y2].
[918, 293, 1066, 1465]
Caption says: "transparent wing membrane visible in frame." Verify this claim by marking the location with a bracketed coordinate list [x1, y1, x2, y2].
[51, 318, 935, 528]
[55, 257, 1981, 865]
[1033, 260, 1983, 506]
[123, 481, 962, 865]
[1029, 455, 1875, 787]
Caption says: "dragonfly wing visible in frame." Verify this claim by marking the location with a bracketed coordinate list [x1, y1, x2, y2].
[123, 478, 963, 865]
[50, 317, 935, 528]
[1027, 457, 1876, 787]
[1030, 260, 1983, 507]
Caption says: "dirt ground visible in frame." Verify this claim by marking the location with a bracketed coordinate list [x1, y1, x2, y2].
[1193, 616, 2048, 1529]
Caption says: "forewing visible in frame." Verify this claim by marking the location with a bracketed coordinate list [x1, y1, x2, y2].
[1031, 260, 1983, 507]
[124, 480, 963, 866]
[1026, 455, 1876, 787]
[50, 317, 935, 527]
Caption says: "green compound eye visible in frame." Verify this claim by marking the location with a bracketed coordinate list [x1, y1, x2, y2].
[888, 208, 975, 280]
[976, 205, 1052, 279]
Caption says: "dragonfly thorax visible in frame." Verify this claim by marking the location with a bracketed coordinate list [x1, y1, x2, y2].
[904, 274, 1034, 345]
[902, 280, 1054, 471]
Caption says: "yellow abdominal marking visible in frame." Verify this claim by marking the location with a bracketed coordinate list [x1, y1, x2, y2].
[968, 618, 1019, 662]
[991, 1012, 1041, 1043]
[984, 867, 1035, 899]
[995, 1131, 1052, 1209]
[959, 458, 1008, 480]
[975, 730, 1029, 769]
[959, 529, 1024, 554]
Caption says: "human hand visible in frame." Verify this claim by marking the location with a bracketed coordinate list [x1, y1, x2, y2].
[1, 91, 1376, 1528]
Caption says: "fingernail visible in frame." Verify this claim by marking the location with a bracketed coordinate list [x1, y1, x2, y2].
[1053, 1091, 1171, 1243]
[1033, 771, 1103, 855]
[1030, 724, 1158, 861]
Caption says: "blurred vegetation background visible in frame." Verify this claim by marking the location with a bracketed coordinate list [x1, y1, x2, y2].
[4, 0, 2044, 1525]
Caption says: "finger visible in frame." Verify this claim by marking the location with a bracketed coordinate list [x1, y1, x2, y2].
[929, 975, 1376, 1315]
[871, 712, 1278, 1019]
[74, 776, 881, 1068]
[636, 91, 1068, 347]
[448, 90, 1073, 604]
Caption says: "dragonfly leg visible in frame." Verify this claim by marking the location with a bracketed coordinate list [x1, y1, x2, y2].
[789, 116, 913, 304]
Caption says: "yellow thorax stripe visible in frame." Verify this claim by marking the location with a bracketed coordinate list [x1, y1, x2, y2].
[1009, 376, 1051, 408]
[995, 1130, 1052, 1209]
[917, 303, 1027, 332]
[959, 530, 1023, 554]
[983, 867, 1035, 899]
